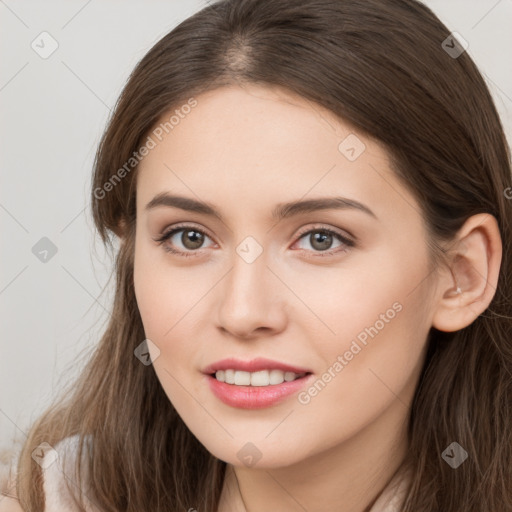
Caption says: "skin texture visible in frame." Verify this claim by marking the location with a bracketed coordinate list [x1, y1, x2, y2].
[132, 83, 502, 512]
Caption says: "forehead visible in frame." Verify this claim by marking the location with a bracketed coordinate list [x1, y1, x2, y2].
[136, 84, 418, 225]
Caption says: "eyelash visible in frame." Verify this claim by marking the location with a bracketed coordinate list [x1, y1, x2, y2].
[154, 223, 355, 259]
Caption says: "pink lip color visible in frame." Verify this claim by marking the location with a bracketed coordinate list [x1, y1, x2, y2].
[202, 357, 312, 375]
[205, 373, 314, 409]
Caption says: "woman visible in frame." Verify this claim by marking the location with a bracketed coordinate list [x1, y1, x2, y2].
[2, 0, 511, 510]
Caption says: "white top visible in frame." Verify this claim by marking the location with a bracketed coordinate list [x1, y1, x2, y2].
[368, 470, 410, 512]
[40, 435, 99, 512]
[3, 435, 409, 511]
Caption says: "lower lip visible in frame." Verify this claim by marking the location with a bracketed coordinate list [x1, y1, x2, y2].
[205, 373, 313, 409]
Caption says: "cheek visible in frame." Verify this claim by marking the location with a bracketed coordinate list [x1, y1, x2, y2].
[133, 239, 208, 367]
[295, 249, 433, 425]
[133, 244, 198, 409]
[280, 240, 429, 351]
[133, 231, 182, 323]
[133, 236, 176, 340]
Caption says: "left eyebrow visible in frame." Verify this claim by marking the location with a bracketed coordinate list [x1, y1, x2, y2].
[144, 193, 377, 221]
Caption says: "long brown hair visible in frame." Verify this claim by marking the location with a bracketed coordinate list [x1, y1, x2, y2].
[14, 0, 512, 510]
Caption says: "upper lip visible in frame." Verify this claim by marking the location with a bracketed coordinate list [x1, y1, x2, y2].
[202, 357, 312, 375]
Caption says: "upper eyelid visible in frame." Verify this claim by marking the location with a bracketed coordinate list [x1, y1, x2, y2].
[158, 222, 215, 241]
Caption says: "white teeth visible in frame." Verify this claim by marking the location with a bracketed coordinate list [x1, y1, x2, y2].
[235, 371, 251, 386]
[214, 369, 306, 386]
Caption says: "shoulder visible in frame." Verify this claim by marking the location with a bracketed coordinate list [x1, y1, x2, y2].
[368, 469, 411, 512]
[0, 496, 25, 512]
[1, 435, 98, 512]
[41, 434, 100, 512]
[0, 440, 24, 511]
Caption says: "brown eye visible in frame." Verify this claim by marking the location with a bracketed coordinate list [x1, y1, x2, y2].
[155, 225, 214, 257]
[308, 231, 334, 251]
[155, 224, 355, 259]
[293, 227, 354, 257]
[179, 229, 205, 250]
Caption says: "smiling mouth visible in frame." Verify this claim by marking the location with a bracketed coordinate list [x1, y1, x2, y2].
[209, 369, 313, 387]
[205, 370, 315, 409]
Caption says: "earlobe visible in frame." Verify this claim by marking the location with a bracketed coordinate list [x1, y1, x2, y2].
[114, 218, 127, 243]
[431, 214, 502, 333]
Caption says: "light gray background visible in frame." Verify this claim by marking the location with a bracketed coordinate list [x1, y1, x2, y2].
[1, 0, 511, 452]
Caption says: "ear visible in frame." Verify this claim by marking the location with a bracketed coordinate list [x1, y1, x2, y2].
[431, 213, 502, 332]
[113, 218, 128, 245]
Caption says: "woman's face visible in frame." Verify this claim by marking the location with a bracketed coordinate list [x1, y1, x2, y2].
[133, 83, 438, 468]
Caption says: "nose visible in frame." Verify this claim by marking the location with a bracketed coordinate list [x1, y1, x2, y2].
[215, 249, 287, 339]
